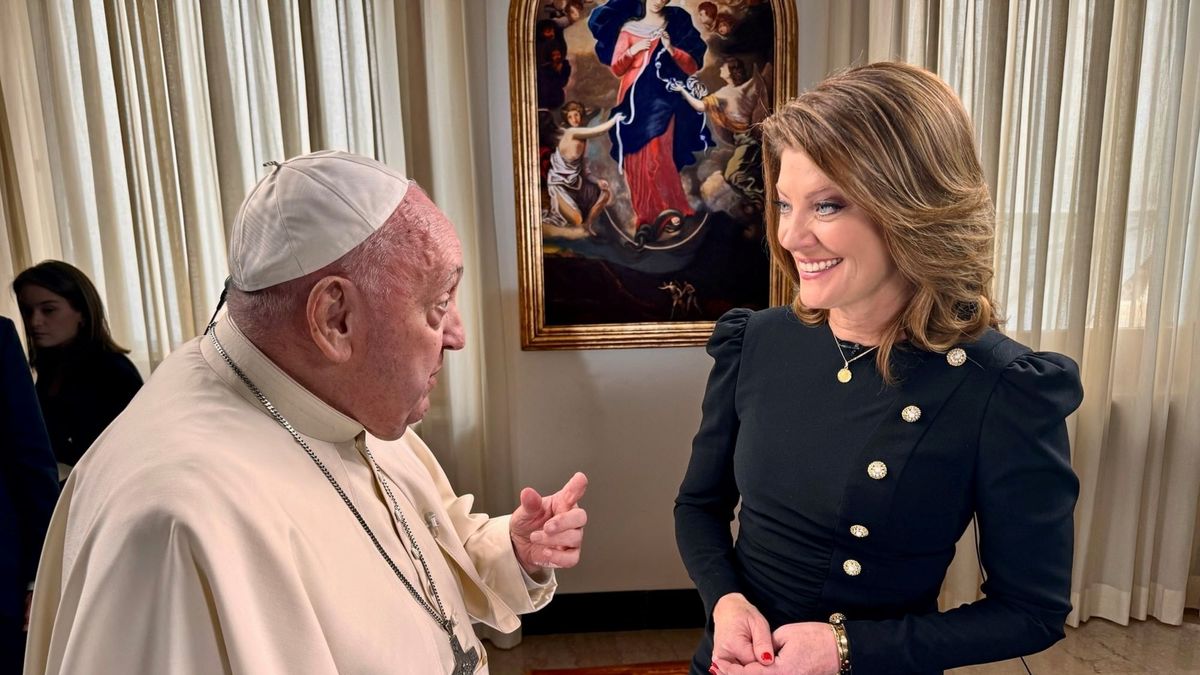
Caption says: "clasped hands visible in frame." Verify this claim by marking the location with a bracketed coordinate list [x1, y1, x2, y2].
[710, 593, 840, 675]
[629, 30, 672, 57]
[510, 472, 589, 575]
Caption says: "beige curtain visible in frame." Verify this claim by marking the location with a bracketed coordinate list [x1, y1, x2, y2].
[848, 0, 1200, 626]
[0, 0, 407, 373]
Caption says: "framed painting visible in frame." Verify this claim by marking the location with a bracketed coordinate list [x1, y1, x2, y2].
[509, 0, 797, 349]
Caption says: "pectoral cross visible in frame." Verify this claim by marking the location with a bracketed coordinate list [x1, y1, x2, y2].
[450, 633, 480, 675]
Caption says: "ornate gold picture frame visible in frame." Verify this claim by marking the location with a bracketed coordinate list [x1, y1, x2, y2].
[509, 0, 796, 350]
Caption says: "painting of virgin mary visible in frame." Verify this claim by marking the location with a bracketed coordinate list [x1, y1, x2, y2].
[589, 0, 714, 244]
[511, 0, 795, 347]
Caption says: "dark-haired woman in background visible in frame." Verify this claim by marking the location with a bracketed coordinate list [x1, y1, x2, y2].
[675, 62, 1081, 675]
[14, 261, 142, 481]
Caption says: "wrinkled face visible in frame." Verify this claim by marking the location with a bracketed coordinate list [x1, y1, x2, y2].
[566, 109, 582, 127]
[361, 196, 466, 438]
[774, 149, 909, 317]
[17, 284, 83, 349]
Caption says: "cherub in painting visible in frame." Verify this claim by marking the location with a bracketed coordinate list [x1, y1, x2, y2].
[544, 102, 625, 237]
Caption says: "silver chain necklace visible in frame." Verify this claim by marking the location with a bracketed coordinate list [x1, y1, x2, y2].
[208, 331, 480, 674]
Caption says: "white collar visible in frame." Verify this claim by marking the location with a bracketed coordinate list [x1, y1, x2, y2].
[623, 21, 666, 39]
[200, 317, 364, 444]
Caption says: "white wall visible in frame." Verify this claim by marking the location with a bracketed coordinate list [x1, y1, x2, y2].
[466, 0, 841, 594]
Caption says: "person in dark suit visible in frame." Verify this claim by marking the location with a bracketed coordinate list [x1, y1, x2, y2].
[14, 261, 143, 480]
[675, 62, 1082, 675]
[0, 315, 59, 670]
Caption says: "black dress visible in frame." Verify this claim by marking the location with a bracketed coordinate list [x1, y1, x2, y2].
[36, 346, 143, 470]
[675, 307, 1082, 675]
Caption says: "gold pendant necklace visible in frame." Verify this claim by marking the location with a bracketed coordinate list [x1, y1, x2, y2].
[832, 330, 879, 383]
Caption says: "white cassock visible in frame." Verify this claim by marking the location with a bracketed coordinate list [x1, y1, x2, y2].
[24, 317, 554, 674]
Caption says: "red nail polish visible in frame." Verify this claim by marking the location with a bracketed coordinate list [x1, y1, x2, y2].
[762, 652, 773, 662]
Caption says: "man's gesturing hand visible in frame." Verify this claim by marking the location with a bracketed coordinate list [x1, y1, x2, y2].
[510, 472, 589, 575]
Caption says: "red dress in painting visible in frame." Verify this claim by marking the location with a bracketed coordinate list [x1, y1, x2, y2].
[609, 26, 699, 232]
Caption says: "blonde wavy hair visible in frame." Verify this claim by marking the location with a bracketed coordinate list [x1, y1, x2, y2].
[759, 61, 1001, 383]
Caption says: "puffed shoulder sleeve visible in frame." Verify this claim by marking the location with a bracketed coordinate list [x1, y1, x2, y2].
[991, 351, 1083, 422]
[846, 350, 1083, 673]
[674, 308, 751, 617]
[973, 351, 1082, 638]
[707, 308, 751, 360]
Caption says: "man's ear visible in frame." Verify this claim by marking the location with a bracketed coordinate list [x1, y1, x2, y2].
[306, 276, 360, 364]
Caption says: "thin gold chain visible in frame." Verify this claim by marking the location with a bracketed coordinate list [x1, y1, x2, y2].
[833, 334, 879, 369]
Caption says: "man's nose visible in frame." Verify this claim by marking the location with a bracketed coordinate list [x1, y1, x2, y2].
[444, 305, 466, 351]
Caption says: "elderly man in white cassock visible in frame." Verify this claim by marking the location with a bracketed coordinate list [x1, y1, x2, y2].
[24, 151, 588, 675]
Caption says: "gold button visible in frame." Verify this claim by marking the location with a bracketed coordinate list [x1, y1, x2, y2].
[850, 524, 869, 538]
[901, 405, 922, 423]
[867, 461, 888, 480]
[843, 559, 862, 576]
[829, 612, 847, 624]
[947, 348, 967, 366]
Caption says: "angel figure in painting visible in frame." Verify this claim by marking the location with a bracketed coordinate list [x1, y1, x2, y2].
[670, 57, 770, 210]
[544, 102, 625, 238]
[696, 2, 718, 32]
[588, 0, 713, 245]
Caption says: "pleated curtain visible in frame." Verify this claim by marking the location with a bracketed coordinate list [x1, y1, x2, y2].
[0, 0, 404, 373]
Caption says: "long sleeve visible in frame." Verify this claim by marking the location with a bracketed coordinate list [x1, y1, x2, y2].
[0, 318, 59, 588]
[610, 30, 637, 76]
[668, 45, 698, 74]
[845, 351, 1083, 673]
[403, 430, 556, 629]
[675, 308, 751, 618]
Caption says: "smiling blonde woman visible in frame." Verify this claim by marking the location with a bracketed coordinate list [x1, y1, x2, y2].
[675, 62, 1082, 675]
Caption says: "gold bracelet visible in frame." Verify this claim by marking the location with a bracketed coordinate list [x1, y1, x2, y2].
[828, 621, 851, 674]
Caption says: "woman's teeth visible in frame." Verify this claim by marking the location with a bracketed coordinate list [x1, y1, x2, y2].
[797, 258, 842, 273]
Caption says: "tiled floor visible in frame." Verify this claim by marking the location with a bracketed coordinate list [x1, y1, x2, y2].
[486, 615, 1200, 674]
